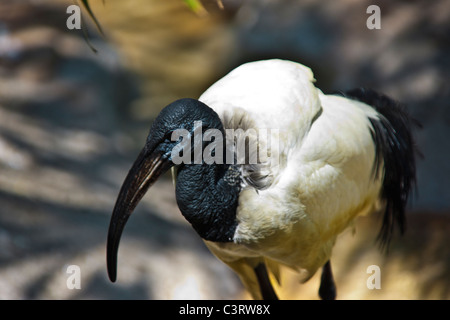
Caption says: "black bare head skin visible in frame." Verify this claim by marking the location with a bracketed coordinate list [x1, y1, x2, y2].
[107, 98, 239, 282]
[144, 98, 225, 159]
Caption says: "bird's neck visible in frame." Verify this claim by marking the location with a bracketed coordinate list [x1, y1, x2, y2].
[175, 163, 241, 242]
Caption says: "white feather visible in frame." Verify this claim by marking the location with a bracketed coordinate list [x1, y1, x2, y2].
[201, 59, 383, 298]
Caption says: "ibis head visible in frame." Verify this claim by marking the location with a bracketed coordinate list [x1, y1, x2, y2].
[106, 98, 227, 282]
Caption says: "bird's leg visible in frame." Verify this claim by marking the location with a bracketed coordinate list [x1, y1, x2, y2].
[318, 260, 336, 300]
[254, 263, 278, 300]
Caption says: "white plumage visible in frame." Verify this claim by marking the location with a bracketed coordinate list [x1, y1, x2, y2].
[198, 59, 413, 299]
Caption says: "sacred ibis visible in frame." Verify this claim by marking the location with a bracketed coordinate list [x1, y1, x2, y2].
[107, 59, 417, 300]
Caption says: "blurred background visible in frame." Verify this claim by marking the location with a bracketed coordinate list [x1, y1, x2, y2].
[0, 0, 448, 299]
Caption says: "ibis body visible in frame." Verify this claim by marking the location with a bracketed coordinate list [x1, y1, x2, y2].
[107, 59, 416, 300]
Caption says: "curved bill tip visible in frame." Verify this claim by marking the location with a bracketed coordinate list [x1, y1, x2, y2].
[107, 259, 117, 282]
[107, 192, 132, 283]
[106, 147, 173, 283]
[107, 223, 120, 282]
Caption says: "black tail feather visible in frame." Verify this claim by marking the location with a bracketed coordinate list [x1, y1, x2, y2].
[340, 88, 418, 249]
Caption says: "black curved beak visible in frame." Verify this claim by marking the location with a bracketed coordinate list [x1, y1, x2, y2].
[107, 146, 173, 282]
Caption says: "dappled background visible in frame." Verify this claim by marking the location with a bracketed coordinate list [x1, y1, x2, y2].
[0, 0, 448, 299]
